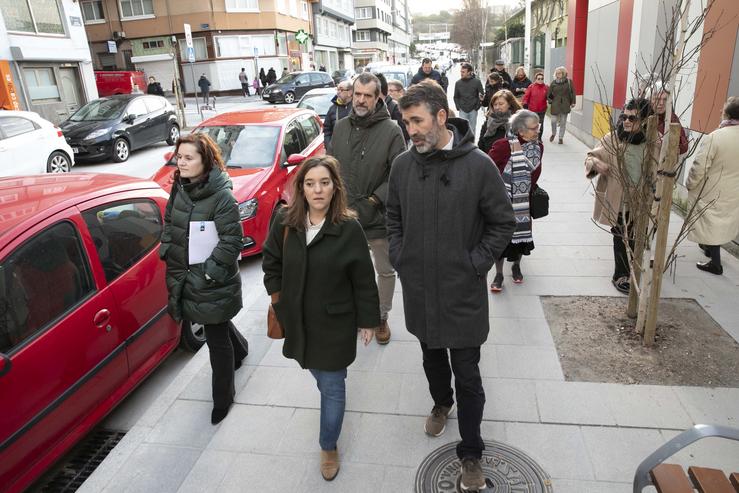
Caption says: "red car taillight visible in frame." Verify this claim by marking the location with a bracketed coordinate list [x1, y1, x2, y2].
[54, 126, 63, 138]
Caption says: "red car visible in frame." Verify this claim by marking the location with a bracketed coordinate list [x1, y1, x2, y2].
[0, 174, 204, 493]
[153, 107, 325, 256]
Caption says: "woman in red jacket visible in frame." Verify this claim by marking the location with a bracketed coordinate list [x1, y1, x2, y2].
[522, 72, 549, 140]
[487, 110, 543, 292]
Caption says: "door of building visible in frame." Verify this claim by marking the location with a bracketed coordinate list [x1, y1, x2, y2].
[59, 67, 83, 115]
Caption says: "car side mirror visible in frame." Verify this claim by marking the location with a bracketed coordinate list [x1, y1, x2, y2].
[164, 151, 176, 165]
[124, 114, 136, 124]
[285, 153, 306, 167]
[295, 80, 302, 86]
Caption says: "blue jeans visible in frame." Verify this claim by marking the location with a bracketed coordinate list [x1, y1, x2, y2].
[309, 368, 347, 451]
[457, 109, 479, 135]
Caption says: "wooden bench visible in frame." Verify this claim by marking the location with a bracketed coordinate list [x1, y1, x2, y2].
[633, 424, 739, 492]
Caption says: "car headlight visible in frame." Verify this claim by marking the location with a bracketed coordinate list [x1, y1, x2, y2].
[85, 128, 111, 140]
[238, 198, 258, 220]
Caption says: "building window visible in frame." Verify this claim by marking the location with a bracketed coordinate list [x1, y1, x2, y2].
[142, 40, 165, 49]
[355, 7, 371, 19]
[81, 0, 105, 23]
[23, 67, 61, 101]
[289, 0, 298, 18]
[0, 0, 64, 34]
[301, 1, 308, 20]
[355, 30, 370, 42]
[178, 38, 208, 61]
[225, 0, 258, 12]
[119, 0, 154, 18]
[214, 35, 276, 58]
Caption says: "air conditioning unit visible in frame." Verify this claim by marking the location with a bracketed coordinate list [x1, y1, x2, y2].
[113, 31, 126, 40]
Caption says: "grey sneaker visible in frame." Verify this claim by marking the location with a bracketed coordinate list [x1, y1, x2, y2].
[424, 404, 454, 437]
[460, 457, 486, 491]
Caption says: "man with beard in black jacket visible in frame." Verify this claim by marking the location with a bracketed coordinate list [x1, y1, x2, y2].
[411, 58, 443, 86]
[389, 80, 515, 492]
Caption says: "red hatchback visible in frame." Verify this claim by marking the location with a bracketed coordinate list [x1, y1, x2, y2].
[152, 107, 325, 256]
[0, 174, 203, 493]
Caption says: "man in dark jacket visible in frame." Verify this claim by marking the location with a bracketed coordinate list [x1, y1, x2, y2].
[390, 80, 515, 491]
[198, 74, 211, 104]
[267, 67, 277, 84]
[490, 59, 512, 85]
[329, 72, 406, 344]
[323, 80, 353, 151]
[411, 58, 442, 86]
[147, 76, 164, 96]
[376, 72, 409, 142]
[453, 62, 484, 135]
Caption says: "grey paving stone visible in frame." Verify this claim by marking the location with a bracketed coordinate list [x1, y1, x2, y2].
[505, 422, 595, 480]
[145, 399, 219, 448]
[659, 429, 739, 473]
[268, 368, 321, 408]
[216, 453, 307, 492]
[380, 466, 417, 493]
[298, 459, 386, 492]
[101, 443, 201, 493]
[488, 318, 526, 345]
[479, 345, 501, 378]
[77, 426, 152, 493]
[674, 387, 739, 427]
[551, 479, 638, 492]
[349, 337, 384, 370]
[208, 404, 294, 453]
[179, 364, 254, 402]
[276, 408, 361, 457]
[483, 378, 539, 422]
[346, 370, 404, 413]
[489, 295, 546, 319]
[537, 381, 617, 425]
[518, 318, 556, 346]
[397, 372, 436, 416]
[234, 366, 295, 405]
[376, 340, 424, 373]
[605, 385, 693, 429]
[497, 346, 564, 380]
[480, 420, 508, 441]
[581, 426, 665, 482]
[258, 338, 301, 368]
[177, 450, 237, 493]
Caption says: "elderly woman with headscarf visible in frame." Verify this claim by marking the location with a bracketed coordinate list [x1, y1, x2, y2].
[478, 89, 522, 154]
[487, 110, 543, 292]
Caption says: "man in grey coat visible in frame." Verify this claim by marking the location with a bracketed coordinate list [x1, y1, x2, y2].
[329, 72, 406, 344]
[388, 80, 515, 491]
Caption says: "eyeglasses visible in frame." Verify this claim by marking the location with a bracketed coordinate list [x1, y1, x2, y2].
[535, 77, 544, 80]
[619, 114, 638, 122]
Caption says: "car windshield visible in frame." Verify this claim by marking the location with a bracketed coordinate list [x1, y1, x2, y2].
[276, 74, 297, 84]
[195, 125, 280, 168]
[297, 93, 334, 116]
[69, 99, 128, 121]
[380, 72, 407, 85]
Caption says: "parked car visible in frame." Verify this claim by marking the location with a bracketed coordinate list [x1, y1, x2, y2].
[262, 71, 335, 104]
[331, 68, 356, 85]
[153, 108, 324, 256]
[373, 65, 414, 88]
[94, 71, 147, 97]
[296, 88, 336, 122]
[0, 111, 74, 175]
[60, 94, 179, 163]
[0, 173, 204, 493]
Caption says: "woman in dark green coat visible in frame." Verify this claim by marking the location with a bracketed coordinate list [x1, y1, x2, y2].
[262, 156, 379, 482]
[160, 133, 247, 425]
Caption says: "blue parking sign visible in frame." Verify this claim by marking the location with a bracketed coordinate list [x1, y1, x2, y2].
[186, 46, 195, 63]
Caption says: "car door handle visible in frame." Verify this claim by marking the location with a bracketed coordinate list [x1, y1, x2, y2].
[94, 309, 111, 331]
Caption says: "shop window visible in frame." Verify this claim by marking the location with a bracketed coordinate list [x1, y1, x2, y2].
[23, 67, 61, 101]
[225, 0, 258, 12]
[99, 53, 117, 70]
[142, 40, 165, 50]
[81, 0, 105, 23]
[0, 0, 64, 34]
[214, 35, 276, 58]
[178, 38, 208, 61]
[119, 0, 154, 18]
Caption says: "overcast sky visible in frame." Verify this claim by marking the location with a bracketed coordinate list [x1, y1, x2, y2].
[407, 0, 519, 15]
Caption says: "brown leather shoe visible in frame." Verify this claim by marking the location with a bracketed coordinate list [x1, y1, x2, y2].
[320, 449, 340, 481]
[375, 319, 391, 345]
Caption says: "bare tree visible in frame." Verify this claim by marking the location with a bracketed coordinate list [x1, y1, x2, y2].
[451, 0, 488, 66]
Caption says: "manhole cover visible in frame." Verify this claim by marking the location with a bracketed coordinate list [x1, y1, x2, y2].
[415, 440, 554, 492]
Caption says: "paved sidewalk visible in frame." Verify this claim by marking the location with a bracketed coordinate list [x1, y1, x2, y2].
[79, 128, 739, 493]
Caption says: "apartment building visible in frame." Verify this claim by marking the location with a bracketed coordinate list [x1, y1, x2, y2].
[311, 0, 353, 74]
[387, 0, 410, 65]
[351, 0, 393, 67]
[81, 0, 312, 95]
[0, 0, 97, 123]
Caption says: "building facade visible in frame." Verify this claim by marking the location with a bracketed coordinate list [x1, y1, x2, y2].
[387, 0, 410, 65]
[0, 0, 98, 124]
[352, 0, 393, 67]
[311, 0, 353, 74]
[82, 0, 312, 95]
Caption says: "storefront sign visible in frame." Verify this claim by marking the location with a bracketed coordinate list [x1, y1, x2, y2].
[0, 60, 21, 111]
[107, 40, 117, 53]
[69, 16, 82, 27]
[296, 29, 309, 45]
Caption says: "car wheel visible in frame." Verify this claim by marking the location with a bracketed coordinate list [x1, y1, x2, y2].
[180, 320, 206, 352]
[166, 124, 180, 145]
[112, 138, 130, 162]
[283, 91, 295, 104]
[47, 151, 71, 173]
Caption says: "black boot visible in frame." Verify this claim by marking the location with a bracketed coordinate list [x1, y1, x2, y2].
[696, 261, 723, 275]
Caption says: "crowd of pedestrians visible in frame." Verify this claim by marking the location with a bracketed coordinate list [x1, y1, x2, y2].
[158, 60, 737, 490]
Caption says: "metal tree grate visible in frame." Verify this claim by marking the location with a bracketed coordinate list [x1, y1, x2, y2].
[36, 429, 126, 492]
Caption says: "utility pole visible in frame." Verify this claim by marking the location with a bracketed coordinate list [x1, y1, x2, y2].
[524, 0, 532, 73]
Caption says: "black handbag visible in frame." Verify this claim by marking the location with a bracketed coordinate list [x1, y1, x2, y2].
[530, 185, 549, 219]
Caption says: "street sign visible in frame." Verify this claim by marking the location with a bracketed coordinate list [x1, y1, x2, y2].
[296, 29, 309, 45]
[253, 46, 259, 57]
[107, 40, 117, 53]
[186, 46, 195, 63]
[184, 23, 193, 48]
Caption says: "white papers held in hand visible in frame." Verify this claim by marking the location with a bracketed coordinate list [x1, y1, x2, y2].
[189, 221, 219, 265]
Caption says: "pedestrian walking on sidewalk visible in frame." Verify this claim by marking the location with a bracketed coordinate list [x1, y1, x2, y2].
[388, 80, 515, 492]
[252, 76, 260, 96]
[481, 72, 509, 111]
[488, 110, 543, 292]
[376, 73, 409, 142]
[510, 66, 532, 100]
[453, 62, 484, 136]
[547, 66, 576, 144]
[478, 89, 521, 154]
[328, 72, 406, 345]
[259, 68, 268, 89]
[686, 96, 739, 276]
[160, 133, 248, 425]
[146, 76, 164, 96]
[323, 80, 353, 151]
[522, 72, 549, 140]
[198, 74, 211, 104]
[585, 98, 652, 294]
[238, 68, 250, 97]
[262, 156, 380, 482]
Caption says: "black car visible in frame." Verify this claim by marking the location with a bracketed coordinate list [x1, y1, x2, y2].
[60, 94, 179, 163]
[262, 71, 335, 104]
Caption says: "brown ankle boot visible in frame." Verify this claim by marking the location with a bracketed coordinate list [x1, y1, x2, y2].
[320, 449, 340, 481]
[375, 319, 391, 345]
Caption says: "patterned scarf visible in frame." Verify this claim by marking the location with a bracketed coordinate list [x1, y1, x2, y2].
[484, 111, 511, 138]
[502, 139, 541, 244]
[719, 119, 739, 128]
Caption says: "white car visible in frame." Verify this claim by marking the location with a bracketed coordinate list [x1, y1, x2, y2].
[0, 111, 74, 176]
